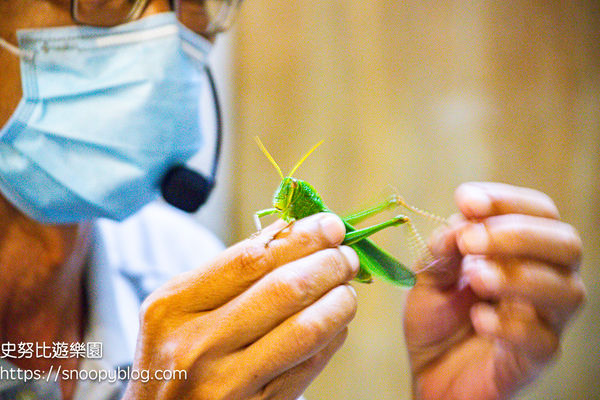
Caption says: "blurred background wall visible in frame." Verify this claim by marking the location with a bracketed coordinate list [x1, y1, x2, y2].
[200, 1, 599, 399]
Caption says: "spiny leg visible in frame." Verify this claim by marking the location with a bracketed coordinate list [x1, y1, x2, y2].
[343, 215, 409, 245]
[343, 193, 445, 264]
[344, 198, 438, 268]
[388, 193, 448, 225]
[343, 197, 400, 225]
[344, 211, 436, 269]
[384, 193, 446, 268]
[344, 194, 447, 225]
[405, 218, 435, 269]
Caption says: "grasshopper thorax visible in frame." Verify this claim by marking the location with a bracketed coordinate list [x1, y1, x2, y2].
[273, 177, 326, 220]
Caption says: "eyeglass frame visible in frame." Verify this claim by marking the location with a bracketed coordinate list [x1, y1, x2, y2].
[70, 0, 240, 35]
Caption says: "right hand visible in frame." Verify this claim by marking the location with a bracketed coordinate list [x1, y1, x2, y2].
[123, 213, 359, 400]
[404, 183, 585, 400]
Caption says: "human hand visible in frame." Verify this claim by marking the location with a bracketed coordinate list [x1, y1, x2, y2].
[404, 182, 585, 400]
[123, 213, 359, 400]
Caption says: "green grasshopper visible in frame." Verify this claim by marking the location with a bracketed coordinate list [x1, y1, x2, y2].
[254, 137, 442, 286]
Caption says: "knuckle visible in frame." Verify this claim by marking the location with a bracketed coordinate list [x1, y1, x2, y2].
[139, 292, 170, 327]
[270, 268, 314, 306]
[296, 316, 330, 348]
[294, 288, 356, 348]
[167, 340, 199, 372]
[325, 248, 360, 282]
[337, 286, 358, 320]
[321, 247, 345, 266]
[237, 242, 275, 279]
[181, 320, 223, 361]
[320, 248, 349, 279]
[294, 226, 321, 249]
[169, 340, 239, 397]
[505, 318, 529, 345]
[513, 262, 535, 287]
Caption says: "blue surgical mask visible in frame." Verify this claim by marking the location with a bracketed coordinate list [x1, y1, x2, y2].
[0, 12, 214, 224]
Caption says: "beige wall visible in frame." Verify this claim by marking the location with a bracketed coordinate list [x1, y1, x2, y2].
[227, 1, 600, 399]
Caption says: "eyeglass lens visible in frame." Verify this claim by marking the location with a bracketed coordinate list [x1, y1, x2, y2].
[72, 0, 148, 27]
[73, 0, 241, 34]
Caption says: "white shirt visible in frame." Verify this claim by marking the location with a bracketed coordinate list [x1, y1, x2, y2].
[0, 202, 224, 400]
[0, 202, 307, 400]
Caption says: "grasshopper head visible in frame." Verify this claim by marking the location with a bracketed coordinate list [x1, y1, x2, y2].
[273, 177, 298, 212]
[254, 136, 323, 217]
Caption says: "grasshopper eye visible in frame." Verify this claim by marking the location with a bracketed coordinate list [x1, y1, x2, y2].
[285, 181, 296, 207]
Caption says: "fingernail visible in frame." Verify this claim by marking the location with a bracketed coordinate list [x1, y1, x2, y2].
[459, 223, 489, 252]
[476, 260, 501, 294]
[457, 274, 470, 291]
[319, 213, 345, 245]
[463, 257, 500, 294]
[473, 304, 499, 334]
[346, 284, 357, 297]
[459, 183, 493, 216]
[340, 245, 360, 276]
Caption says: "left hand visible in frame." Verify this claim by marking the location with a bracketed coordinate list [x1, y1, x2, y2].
[124, 214, 358, 400]
[404, 182, 586, 400]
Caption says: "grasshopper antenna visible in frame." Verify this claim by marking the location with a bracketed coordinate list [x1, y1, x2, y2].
[288, 140, 324, 177]
[254, 136, 284, 179]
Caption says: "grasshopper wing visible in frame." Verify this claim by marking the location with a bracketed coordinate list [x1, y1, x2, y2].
[343, 221, 416, 286]
[351, 239, 416, 286]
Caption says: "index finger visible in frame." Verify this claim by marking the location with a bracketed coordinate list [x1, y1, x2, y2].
[160, 213, 346, 311]
[455, 182, 560, 220]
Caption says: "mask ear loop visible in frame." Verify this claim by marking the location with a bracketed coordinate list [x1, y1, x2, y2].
[204, 63, 223, 186]
[0, 37, 34, 60]
[160, 63, 223, 213]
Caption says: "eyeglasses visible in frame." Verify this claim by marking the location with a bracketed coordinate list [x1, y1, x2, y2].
[71, 0, 242, 35]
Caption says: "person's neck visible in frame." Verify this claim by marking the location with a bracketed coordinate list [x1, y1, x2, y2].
[0, 197, 91, 399]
